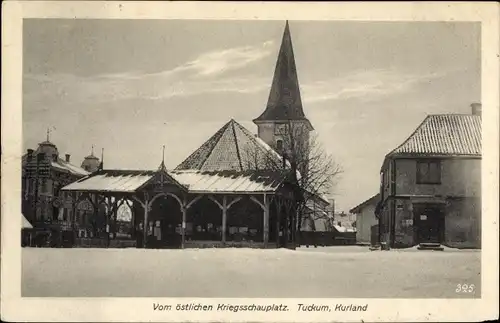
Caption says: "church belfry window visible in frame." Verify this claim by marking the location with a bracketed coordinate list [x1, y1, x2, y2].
[276, 139, 283, 151]
[275, 123, 289, 135]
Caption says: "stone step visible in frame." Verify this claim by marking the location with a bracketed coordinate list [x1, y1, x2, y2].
[417, 243, 444, 251]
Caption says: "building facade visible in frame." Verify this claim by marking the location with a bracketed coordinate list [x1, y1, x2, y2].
[21, 134, 101, 246]
[377, 104, 482, 249]
[350, 194, 379, 245]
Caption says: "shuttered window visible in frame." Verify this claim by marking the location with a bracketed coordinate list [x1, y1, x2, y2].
[416, 160, 441, 184]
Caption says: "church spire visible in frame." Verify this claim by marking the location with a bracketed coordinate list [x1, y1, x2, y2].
[253, 20, 312, 130]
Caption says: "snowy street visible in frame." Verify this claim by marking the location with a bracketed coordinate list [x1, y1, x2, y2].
[22, 246, 481, 298]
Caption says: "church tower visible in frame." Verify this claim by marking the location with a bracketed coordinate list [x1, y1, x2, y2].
[253, 21, 313, 154]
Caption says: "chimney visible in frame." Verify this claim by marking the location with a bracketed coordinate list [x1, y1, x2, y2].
[65, 154, 71, 162]
[329, 198, 335, 215]
[471, 103, 482, 116]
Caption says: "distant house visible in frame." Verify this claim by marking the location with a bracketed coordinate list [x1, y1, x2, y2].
[377, 103, 482, 249]
[301, 196, 333, 232]
[350, 194, 379, 245]
[333, 211, 356, 231]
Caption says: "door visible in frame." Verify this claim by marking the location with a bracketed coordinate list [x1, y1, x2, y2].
[414, 204, 444, 244]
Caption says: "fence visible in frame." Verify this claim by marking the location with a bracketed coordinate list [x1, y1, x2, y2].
[297, 231, 356, 247]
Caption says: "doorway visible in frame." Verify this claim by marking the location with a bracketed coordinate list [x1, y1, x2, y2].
[413, 204, 445, 244]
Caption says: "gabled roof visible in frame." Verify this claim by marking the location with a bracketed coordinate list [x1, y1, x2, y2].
[388, 114, 482, 158]
[175, 119, 283, 172]
[253, 21, 312, 129]
[349, 194, 380, 214]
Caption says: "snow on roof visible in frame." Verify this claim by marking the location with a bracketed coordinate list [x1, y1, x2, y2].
[349, 194, 380, 214]
[52, 159, 90, 176]
[62, 170, 155, 193]
[333, 225, 347, 232]
[61, 168, 284, 195]
[170, 170, 284, 193]
[22, 214, 33, 229]
[388, 114, 481, 157]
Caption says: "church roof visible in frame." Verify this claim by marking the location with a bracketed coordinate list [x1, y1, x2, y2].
[175, 119, 284, 172]
[253, 21, 312, 129]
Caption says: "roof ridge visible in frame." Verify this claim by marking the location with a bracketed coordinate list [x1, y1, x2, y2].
[175, 120, 232, 170]
[230, 120, 244, 171]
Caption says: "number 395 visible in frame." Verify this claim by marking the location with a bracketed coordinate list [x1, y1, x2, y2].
[456, 284, 475, 293]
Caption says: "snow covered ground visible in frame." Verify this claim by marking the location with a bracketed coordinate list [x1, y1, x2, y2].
[22, 246, 480, 298]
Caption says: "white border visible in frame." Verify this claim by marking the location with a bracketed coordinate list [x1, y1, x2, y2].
[1, 1, 499, 322]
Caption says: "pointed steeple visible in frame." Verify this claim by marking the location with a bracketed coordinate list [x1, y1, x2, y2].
[253, 21, 312, 130]
[158, 145, 167, 171]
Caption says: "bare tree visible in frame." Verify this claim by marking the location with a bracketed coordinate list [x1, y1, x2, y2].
[242, 121, 342, 247]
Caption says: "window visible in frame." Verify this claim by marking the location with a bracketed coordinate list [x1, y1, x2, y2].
[275, 123, 289, 135]
[276, 139, 283, 151]
[41, 179, 48, 193]
[417, 160, 441, 184]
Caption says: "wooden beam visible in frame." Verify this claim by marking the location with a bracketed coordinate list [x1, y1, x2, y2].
[250, 195, 265, 211]
[131, 195, 146, 209]
[208, 195, 223, 210]
[227, 197, 242, 210]
[186, 195, 202, 210]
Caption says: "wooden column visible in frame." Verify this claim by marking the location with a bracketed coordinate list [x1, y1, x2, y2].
[210, 195, 241, 246]
[181, 206, 186, 249]
[143, 194, 149, 249]
[222, 196, 228, 244]
[275, 197, 282, 248]
[263, 194, 270, 248]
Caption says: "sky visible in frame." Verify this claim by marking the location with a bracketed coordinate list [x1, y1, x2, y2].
[23, 19, 481, 212]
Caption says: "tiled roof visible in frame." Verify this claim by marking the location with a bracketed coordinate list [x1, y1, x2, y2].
[388, 114, 482, 157]
[170, 170, 284, 193]
[175, 119, 283, 172]
[253, 21, 312, 129]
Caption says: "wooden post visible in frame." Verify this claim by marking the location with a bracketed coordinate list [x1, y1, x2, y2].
[181, 206, 186, 249]
[263, 194, 270, 248]
[143, 194, 149, 249]
[222, 196, 228, 244]
[275, 197, 282, 248]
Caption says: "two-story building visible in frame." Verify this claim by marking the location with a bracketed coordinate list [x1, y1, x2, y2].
[377, 104, 482, 249]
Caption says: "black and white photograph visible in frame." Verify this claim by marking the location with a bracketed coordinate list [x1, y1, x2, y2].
[2, 1, 499, 322]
